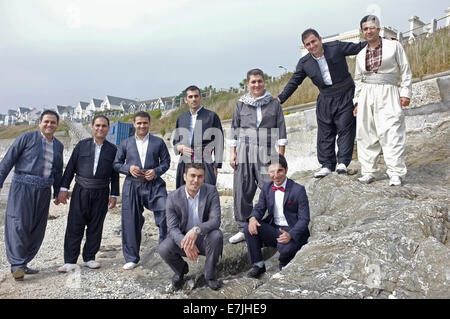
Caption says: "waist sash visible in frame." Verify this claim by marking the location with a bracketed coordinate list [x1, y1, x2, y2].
[319, 75, 355, 97]
[75, 175, 109, 189]
[361, 73, 398, 86]
[13, 173, 54, 188]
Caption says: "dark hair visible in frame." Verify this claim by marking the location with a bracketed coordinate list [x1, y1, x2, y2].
[246, 68, 265, 81]
[184, 85, 201, 96]
[133, 111, 151, 122]
[91, 115, 110, 126]
[268, 154, 288, 169]
[40, 110, 59, 123]
[301, 28, 320, 44]
[360, 15, 380, 29]
[184, 162, 206, 173]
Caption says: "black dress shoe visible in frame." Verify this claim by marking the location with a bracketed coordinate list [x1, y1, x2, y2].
[247, 265, 266, 278]
[172, 262, 189, 290]
[12, 268, 25, 281]
[207, 279, 221, 291]
[24, 266, 39, 275]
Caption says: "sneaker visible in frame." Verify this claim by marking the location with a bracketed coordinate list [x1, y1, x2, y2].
[336, 163, 347, 175]
[123, 262, 138, 270]
[228, 231, 245, 244]
[358, 174, 375, 184]
[58, 263, 78, 273]
[389, 175, 402, 186]
[83, 260, 101, 269]
[247, 265, 266, 278]
[314, 167, 332, 178]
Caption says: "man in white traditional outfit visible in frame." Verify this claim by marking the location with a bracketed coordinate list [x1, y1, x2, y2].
[353, 15, 412, 186]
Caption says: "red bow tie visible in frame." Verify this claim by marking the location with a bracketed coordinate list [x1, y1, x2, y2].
[271, 185, 285, 192]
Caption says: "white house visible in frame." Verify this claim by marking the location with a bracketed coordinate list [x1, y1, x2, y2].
[100, 95, 137, 112]
[5, 109, 18, 126]
[57, 105, 74, 120]
[74, 101, 89, 120]
[16, 107, 32, 122]
[86, 98, 103, 117]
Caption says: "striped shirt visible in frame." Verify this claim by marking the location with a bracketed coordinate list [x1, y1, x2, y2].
[41, 134, 54, 178]
[366, 37, 383, 73]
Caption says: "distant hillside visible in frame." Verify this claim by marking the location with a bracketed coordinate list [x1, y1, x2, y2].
[0, 121, 69, 139]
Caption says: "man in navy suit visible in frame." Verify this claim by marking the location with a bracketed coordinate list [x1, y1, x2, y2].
[244, 154, 310, 278]
[278, 29, 366, 178]
[114, 111, 171, 270]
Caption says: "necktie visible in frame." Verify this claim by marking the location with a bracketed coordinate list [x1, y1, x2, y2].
[271, 185, 285, 192]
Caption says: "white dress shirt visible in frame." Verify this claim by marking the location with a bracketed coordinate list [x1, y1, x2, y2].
[313, 53, 333, 85]
[273, 178, 289, 227]
[185, 188, 201, 231]
[189, 106, 203, 144]
[93, 141, 103, 176]
[135, 133, 149, 168]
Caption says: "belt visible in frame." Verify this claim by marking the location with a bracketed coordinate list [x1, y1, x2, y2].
[75, 175, 109, 189]
[13, 173, 54, 188]
[319, 76, 355, 97]
[361, 73, 398, 86]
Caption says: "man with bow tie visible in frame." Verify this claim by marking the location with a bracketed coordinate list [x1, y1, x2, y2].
[244, 155, 310, 278]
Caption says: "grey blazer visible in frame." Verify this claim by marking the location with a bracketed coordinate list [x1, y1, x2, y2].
[166, 183, 221, 247]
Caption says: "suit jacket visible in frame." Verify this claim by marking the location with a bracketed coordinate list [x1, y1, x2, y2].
[278, 40, 367, 103]
[249, 178, 310, 244]
[353, 38, 412, 104]
[0, 130, 64, 197]
[172, 107, 224, 168]
[113, 133, 171, 181]
[61, 138, 120, 196]
[166, 183, 221, 248]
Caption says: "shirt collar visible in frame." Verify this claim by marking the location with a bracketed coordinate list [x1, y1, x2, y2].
[40, 131, 54, 143]
[274, 177, 288, 189]
[185, 186, 200, 200]
[93, 138, 104, 147]
[135, 133, 149, 142]
[312, 50, 325, 61]
[190, 106, 203, 116]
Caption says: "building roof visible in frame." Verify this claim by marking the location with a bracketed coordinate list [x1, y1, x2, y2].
[106, 95, 137, 106]
[79, 102, 89, 110]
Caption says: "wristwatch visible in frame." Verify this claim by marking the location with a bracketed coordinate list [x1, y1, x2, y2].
[193, 226, 201, 234]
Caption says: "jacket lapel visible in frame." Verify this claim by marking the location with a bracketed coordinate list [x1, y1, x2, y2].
[197, 184, 206, 222]
[283, 178, 291, 207]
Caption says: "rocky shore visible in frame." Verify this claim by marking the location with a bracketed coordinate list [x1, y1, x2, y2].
[0, 75, 448, 299]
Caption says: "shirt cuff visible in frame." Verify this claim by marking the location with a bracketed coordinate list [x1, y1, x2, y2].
[277, 139, 288, 146]
[228, 139, 239, 147]
[60, 187, 69, 191]
[110, 195, 119, 198]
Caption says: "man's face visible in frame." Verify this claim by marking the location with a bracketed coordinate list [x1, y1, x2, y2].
[268, 163, 288, 186]
[247, 74, 265, 98]
[183, 167, 205, 194]
[303, 34, 323, 57]
[39, 114, 59, 137]
[91, 117, 110, 140]
[184, 89, 202, 111]
[361, 20, 381, 42]
[133, 116, 150, 137]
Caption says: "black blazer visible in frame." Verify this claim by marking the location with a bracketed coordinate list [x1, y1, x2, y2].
[172, 107, 224, 168]
[61, 138, 120, 196]
[278, 40, 367, 103]
[249, 178, 310, 244]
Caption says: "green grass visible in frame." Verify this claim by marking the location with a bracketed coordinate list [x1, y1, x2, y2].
[0, 120, 70, 139]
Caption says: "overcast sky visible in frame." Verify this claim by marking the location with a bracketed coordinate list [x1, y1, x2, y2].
[0, 0, 448, 113]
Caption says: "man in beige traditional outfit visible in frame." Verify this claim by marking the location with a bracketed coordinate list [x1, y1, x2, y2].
[353, 15, 412, 186]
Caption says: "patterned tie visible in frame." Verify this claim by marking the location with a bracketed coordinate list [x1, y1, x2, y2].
[271, 185, 285, 192]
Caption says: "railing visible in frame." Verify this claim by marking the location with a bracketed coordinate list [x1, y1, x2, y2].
[398, 14, 449, 41]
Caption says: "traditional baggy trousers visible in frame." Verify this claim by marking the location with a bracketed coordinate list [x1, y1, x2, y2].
[316, 87, 356, 171]
[5, 174, 53, 272]
[121, 178, 167, 264]
[233, 143, 272, 232]
[63, 183, 110, 263]
[356, 83, 407, 178]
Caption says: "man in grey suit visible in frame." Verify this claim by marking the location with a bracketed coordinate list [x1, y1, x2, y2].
[158, 162, 223, 291]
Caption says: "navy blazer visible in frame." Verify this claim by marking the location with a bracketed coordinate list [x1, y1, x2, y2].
[172, 107, 224, 168]
[249, 178, 310, 244]
[113, 133, 171, 180]
[61, 138, 120, 196]
[278, 40, 366, 103]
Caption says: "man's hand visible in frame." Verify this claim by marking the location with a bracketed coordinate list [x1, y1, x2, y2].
[248, 217, 261, 235]
[214, 166, 218, 178]
[277, 229, 292, 244]
[272, 96, 281, 102]
[181, 228, 200, 261]
[400, 97, 410, 108]
[230, 149, 238, 170]
[57, 190, 68, 205]
[108, 197, 117, 209]
[353, 104, 358, 117]
[144, 169, 156, 181]
[129, 165, 143, 178]
[177, 145, 193, 156]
